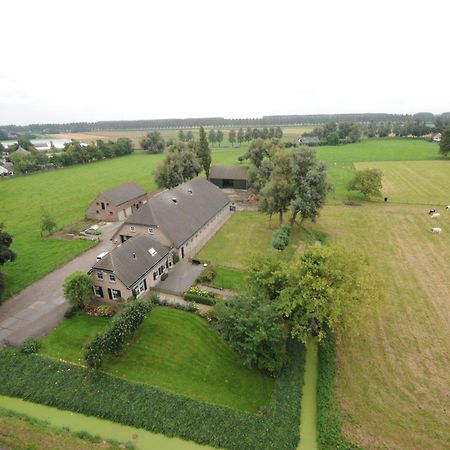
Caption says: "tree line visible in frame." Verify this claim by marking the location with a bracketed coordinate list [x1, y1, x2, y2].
[4, 112, 449, 134]
[8, 138, 133, 175]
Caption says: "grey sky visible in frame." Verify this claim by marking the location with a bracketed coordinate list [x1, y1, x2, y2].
[1, 0, 449, 125]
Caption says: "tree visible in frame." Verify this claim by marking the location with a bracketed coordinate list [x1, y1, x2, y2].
[290, 148, 332, 226]
[274, 127, 283, 139]
[198, 126, 212, 178]
[0, 142, 4, 152]
[237, 128, 244, 145]
[63, 271, 93, 309]
[439, 126, 450, 157]
[178, 129, 186, 142]
[278, 246, 373, 343]
[228, 129, 236, 146]
[326, 132, 339, 145]
[216, 130, 224, 147]
[208, 129, 217, 146]
[41, 210, 57, 236]
[186, 130, 194, 141]
[347, 168, 383, 199]
[245, 127, 252, 142]
[215, 293, 287, 375]
[0, 224, 17, 299]
[140, 131, 165, 154]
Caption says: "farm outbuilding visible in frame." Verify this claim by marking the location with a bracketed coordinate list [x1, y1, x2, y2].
[86, 182, 148, 221]
[209, 165, 249, 190]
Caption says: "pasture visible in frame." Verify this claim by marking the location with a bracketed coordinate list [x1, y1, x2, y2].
[311, 203, 450, 449]
[41, 308, 274, 412]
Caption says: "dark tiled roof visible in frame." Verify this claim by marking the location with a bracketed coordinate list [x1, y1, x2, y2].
[92, 234, 169, 288]
[209, 165, 248, 180]
[125, 177, 230, 247]
[102, 182, 146, 206]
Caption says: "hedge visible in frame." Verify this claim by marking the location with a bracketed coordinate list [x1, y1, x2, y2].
[183, 291, 216, 305]
[0, 340, 305, 450]
[271, 224, 291, 251]
[84, 301, 151, 368]
[317, 333, 360, 450]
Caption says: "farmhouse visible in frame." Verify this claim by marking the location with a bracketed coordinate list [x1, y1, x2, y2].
[209, 165, 249, 190]
[113, 177, 231, 260]
[14, 146, 31, 155]
[89, 235, 171, 300]
[433, 132, 442, 143]
[86, 182, 148, 221]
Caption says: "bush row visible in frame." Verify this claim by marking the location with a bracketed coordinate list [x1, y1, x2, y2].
[149, 294, 198, 313]
[84, 301, 151, 369]
[271, 224, 291, 250]
[0, 340, 305, 450]
[317, 332, 359, 450]
[183, 291, 216, 305]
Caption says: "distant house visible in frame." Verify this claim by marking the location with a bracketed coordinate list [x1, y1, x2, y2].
[209, 165, 249, 190]
[112, 177, 231, 260]
[89, 234, 171, 301]
[0, 165, 13, 176]
[298, 136, 321, 146]
[14, 146, 31, 156]
[433, 132, 442, 143]
[86, 182, 148, 222]
[33, 142, 51, 152]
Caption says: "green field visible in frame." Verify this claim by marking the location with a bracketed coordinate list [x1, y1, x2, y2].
[41, 308, 274, 412]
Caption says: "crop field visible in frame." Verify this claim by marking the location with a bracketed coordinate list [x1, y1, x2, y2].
[41, 308, 274, 412]
[309, 202, 450, 449]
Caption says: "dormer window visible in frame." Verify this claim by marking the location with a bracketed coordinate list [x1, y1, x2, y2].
[148, 227, 154, 234]
[148, 248, 157, 256]
[187, 189, 193, 194]
[130, 226, 135, 232]
[171, 198, 177, 204]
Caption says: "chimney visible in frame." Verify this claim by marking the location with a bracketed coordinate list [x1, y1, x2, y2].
[187, 189, 193, 195]
[171, 197, 177, 204]
[132, 252, 136, 259]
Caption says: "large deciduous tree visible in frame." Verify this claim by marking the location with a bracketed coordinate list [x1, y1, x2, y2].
[140, 131, 165, 154]
[278, 246, 373, 343]
[228, 129, 236, 146]
[197, 126, 212, 178]
[215, 293, 287, 375]
[290, 147, 332, 226]
[439, 127, 450, 157]
[347, 168, 383, 199]
[0, 224, 16, 299]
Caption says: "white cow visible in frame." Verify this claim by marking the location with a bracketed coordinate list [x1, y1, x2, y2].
[431, 213, 441, 219]
[431, 227, 442, 234]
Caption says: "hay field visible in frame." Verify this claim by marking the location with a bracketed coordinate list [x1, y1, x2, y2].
[313, 201, 450, 449]
[354, 160, 450, 205]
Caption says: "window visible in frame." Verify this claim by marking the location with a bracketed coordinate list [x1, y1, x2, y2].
[158, 265, 164, 275]
[153, 271, 158, 280]
[133, 279, 147, 298]
[111, 289, 121, 300]
[97, 271, 103, 280]
[96, 210, 99, 214]
[109, 274, 116, 282]
[148, 227, 154, 234]
[101, 202, 105, 210]
[110, 211, 113, 215]
[96, 202, 99, 206]
[93, 286, 103, 297]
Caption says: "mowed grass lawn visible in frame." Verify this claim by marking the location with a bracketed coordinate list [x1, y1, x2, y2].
[311, 204, 450, 449]
[355, 160, 450, 205]
[0, 149, 244, 300]
[41, 307, 274, 413]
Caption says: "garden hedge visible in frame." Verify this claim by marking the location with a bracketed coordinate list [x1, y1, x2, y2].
[0, 340, 305, 450]
[183, 291, 216, 305]
[317, 332, 359, 450]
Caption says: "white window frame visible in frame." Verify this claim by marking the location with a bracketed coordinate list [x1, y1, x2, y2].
[111, 289, 121, 300]
[109, 274, 116, 282]
[93, 286, 102, 297]
[97, 271, 103, 280]
[134, 280, 147, 298]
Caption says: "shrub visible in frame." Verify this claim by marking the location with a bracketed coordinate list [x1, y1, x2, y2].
[84, 301, 151, 368]
[171, 251, 179, 265]
[271, 224, 291, 251]
[64, 306, 77, 319]
[63, 271, 93, 308]
[85, 305, 114, 317]
[184, 291, 216, 305]
[20, 338, 41, 354]
[196, 266, 217, 283]
[0, 340, 305, 450]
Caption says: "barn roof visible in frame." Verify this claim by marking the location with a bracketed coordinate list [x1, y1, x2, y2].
[209, 165, 249, 180]
[124, 177, 230, 247]
[91, 234, 169, 288]
[101, 182, 147, 206]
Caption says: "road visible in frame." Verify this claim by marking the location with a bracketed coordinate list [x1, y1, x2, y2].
[0, 222, 122, 348]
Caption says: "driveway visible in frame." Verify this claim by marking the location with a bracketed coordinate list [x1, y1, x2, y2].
[155, 261, 204, 295]
[0, 222, 122, 348]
